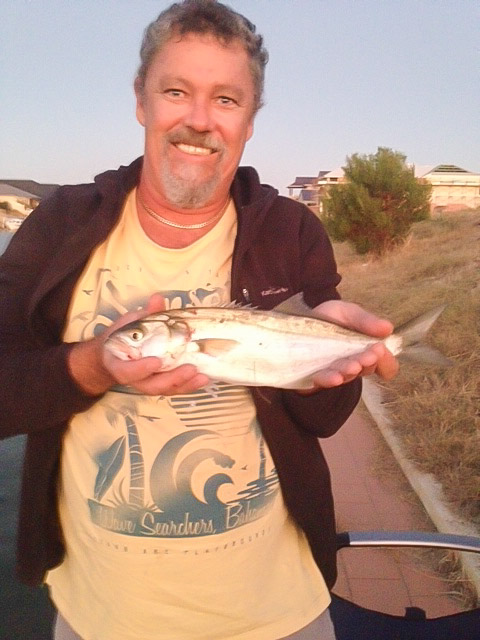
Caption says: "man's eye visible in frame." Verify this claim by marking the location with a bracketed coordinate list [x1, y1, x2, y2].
[217, 96, 236, 106]
[165, 89, 184, 98]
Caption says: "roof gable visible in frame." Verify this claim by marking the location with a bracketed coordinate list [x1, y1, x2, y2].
[414, 164, 477, 178]
[287, 176, 317, 188]
[0, 180, 59, 199]
[0, 183, 39, 199]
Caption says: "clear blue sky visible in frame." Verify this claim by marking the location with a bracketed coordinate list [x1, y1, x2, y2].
[2, 0, 479, 194]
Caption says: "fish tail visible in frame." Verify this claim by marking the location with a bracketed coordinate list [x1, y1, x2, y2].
[397, 305, 453, 367]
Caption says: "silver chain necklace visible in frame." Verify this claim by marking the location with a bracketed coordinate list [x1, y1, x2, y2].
[139, 196, 229, 230]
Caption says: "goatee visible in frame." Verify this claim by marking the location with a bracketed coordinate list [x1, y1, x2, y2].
[160, 128, 225, 208]
[160, 165, 221, 208]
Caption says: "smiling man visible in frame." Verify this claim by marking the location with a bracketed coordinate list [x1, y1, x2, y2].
[135, 32, 255, 211]
[0, 2, 398, 639]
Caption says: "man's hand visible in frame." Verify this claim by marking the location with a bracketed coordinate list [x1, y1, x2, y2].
[68, 294, 209, 397]
[300, 299, 399, 391]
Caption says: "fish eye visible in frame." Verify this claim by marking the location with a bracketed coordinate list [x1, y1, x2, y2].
[130, 329, 144, 341]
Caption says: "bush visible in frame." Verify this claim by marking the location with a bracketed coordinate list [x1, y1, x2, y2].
[323, 147, 431, 256]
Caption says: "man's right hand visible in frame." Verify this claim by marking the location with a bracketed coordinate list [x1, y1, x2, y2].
[67, 294, 210, 397]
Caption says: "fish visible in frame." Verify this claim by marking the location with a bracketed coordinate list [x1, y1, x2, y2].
[104, 294, 451, 390]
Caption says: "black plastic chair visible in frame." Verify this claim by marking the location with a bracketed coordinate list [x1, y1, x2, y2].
[331, 531, 480, 640]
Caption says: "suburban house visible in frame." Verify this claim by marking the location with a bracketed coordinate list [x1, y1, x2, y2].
[289, 164, 480, 214]
[287, 172, 330, 208]
[0, 179, 59, 200]
[413, 164, 480, 213]
[0, 179, 59, 231]
[0, 183, 39, 215]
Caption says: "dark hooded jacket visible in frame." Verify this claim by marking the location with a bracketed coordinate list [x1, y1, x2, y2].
[0, 157, 361, 589]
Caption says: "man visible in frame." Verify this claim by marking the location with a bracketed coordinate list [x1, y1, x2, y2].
[0, 2, 398, 638]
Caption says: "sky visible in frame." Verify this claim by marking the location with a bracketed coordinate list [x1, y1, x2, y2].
[1, 0, 479, 195]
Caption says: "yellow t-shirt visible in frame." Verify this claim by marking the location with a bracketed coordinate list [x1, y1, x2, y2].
[46, 190, 330, 640]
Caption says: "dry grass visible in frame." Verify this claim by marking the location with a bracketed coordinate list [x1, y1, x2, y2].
[334, 209, 480, 528]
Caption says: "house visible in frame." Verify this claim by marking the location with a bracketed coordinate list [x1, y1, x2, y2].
[0, 179, 59, 200]
[287, 172, 330, 208]
[315, 168, 347, 213]
[413, 165, 480, 213]
[0, 183, 40, 217]
[0, 180, 60, 232]
[290, 163, 480, 214]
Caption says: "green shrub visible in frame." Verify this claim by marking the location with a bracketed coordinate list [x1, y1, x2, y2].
[323, 147, 431, 256]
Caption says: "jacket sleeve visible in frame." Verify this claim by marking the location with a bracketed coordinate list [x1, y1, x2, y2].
[0, 196, 102, 439]
[280, 204, 362, 437]
[281, 380, 362, 438]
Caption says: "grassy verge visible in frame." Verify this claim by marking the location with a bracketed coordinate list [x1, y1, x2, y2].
[332, 209, 480, 529]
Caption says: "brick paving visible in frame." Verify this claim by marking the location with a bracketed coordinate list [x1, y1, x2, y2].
[321, 409, 466, 617]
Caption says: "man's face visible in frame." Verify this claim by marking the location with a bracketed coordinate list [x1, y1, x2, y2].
[136, 33, 255, 208]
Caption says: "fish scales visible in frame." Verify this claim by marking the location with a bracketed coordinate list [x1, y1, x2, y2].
[105, 300, 437, 390]
[155, 307, 366, 341]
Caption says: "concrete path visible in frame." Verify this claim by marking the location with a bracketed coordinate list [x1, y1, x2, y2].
[322, 409, 467, 617]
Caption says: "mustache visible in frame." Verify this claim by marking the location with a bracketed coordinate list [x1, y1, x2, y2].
[167, 129, 224, 153]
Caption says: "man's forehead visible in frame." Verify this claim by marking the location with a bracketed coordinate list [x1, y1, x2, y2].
[151, 34, 254, 89]
[157, 31, 250, 62]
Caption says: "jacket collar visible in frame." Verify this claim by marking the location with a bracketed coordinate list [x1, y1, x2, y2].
[29, 158, 279, 326]
[94, 156, 278, 215]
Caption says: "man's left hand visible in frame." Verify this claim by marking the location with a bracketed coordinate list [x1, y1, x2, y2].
[300, 299, 399, 391]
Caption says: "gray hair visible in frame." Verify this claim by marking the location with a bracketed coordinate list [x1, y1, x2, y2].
[136, 0, 268, 114]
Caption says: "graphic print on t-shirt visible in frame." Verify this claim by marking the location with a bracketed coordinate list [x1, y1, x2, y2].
[69, 279, 280, 543]
[87, 388, 279, 540]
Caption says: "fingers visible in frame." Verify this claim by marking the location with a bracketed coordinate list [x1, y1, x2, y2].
[369, 343, 399, 380]
[136, 365, 210, 396]
[128, 365, 210, 396]
[145, 293, 166, 314]
[100, 294, 210, 396]
[103, 350, 210, 396]
[306, 343, 399, 391]
[314, 300, 394, 338]
[302, 300, 399, 392]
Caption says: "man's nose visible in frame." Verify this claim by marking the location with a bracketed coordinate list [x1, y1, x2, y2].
[183, 97, 213, 132]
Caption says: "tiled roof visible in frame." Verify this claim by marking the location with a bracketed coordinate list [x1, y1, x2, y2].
[287, 176, 317, 188]
[319, 167, 345, 180]
[412, 165, 436, 178]
[0, 183, 39, 199]
[413, 164, 478, 178]
[0, 180, 59, 199]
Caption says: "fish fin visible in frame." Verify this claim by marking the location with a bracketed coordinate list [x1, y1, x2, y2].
[400, 345, 454, 367]
[195, 338, 240, 357]
[223, 300, 257, 309]
[397, 305, 453, 367]
[273, 292, 315, 317]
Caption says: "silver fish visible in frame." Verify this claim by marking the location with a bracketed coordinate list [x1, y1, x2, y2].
[104, 294, 451, 390]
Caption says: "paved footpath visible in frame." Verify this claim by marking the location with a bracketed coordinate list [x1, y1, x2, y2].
[321, 408, 466, 617]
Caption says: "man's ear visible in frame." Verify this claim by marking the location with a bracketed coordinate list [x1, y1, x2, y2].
[246, 119, 254, 142]
[134, 77, 146, 127]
